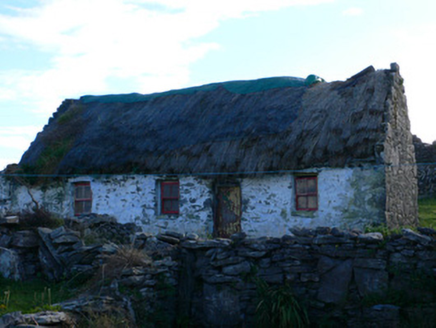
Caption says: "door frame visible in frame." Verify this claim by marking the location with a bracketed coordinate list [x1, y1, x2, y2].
[213, 179, 242, 238]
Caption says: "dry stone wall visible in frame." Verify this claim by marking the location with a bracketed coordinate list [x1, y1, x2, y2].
[413, 135, 436, 197]
[2, 217, 436, 327]
[175, 227, 436, 327]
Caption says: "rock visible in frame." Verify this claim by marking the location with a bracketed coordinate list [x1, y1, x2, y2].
[317, 258, 353, 304]
[181, 239, 231, 249]
[52, 233, 81, 245]
[290, 227, 315, 237]
[237, 249, 266, 258]
[211, 256, 245, 267]
[300, 272, 319, 282]
[0, 216, 19, 225]
[164, 230, 185, 239]
[185, 233, 199, 240]
[49, 226, 66, 239]
[362, 304, 400, 327]
[313, 235, 351, 245]
[37, 228, 65, 281]
[0, 233, 12, 247]
[156, 234, 180, 245]
[354, 267, 389, 296]
[358, 232, 384, 243]
[281, 234, 296, 244]
[202, 284, 241, 327]
[315, 226, 331, 235]
[402, 228, 432, 245]
[417, 227, 436, 236]
[354, 258, 387, 270]
[0, 247, 23, 280]
[222, 261, 251, 275]
[21, 311, 70, 325]
[331, 227, 345, 237]
[11, 230, 39, 248]
[0, 311, 23, 328]
[230, 232, 247, 243]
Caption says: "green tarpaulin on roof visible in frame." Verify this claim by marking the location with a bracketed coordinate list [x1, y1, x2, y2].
[81, 75, 324, 104]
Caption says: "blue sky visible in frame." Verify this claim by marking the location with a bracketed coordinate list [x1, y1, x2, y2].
[0, 0, 435, 170]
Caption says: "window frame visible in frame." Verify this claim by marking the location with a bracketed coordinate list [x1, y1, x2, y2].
[160, 180, 180, 215]
[295, 176, 318, 211]
[74, 182, 92, 216]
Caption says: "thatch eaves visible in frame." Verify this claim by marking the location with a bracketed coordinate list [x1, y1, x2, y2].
[19, 65, 402, 176]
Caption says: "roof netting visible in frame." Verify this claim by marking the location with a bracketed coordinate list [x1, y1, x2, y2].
[80, 75, 321, 104]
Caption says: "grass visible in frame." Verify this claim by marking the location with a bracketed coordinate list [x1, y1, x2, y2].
[0, 276, 75, 316]
[364, 197, 436, 236]
[418, 197, 436, 228]
[255, 277, 309, 328]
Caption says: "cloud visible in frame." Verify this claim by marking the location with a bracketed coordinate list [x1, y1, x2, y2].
[342, 7, 363, 16]
[0, 0, 334, 115]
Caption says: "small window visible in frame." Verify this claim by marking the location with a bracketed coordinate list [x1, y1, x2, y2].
[295, 176, 318, 211]
[161, 181, 179, 214]
[74, 182, 92, 216]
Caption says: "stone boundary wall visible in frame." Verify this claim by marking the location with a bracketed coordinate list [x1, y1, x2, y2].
[2, 217, 436, 327]
[175, 227, 436, 327]
[413, 135, 436, 197]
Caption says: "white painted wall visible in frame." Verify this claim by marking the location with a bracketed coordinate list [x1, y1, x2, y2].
[240, 168, 385, 236]
[1, 167, 385, 237]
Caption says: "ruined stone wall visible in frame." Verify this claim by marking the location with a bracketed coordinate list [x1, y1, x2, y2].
[383, 64, 418, 228]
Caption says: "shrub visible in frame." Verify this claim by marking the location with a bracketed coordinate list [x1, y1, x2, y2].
[92, 246, 151, 288]
[18, 207, 64, 230]
[255, 278, 309, 328]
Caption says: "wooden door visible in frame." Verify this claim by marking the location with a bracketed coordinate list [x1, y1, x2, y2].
[214, 185, 241, 238]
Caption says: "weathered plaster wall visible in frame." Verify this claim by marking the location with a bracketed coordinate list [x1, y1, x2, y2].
[384, 64, 418, 228]
[0, 176, 12, 215]
[68, 175, 214, 236]
[241, 168, 385, 236]
[3, 168, 385, 236]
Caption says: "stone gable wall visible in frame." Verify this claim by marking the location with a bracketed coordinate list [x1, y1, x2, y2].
[383, 64, 418, 227]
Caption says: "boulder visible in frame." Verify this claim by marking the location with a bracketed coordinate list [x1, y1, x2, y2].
[317, 258, 353, 304]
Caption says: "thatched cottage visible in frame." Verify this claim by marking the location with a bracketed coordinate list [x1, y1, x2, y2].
[0, 63, 418, 237]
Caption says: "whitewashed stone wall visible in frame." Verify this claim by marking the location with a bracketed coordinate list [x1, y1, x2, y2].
[1, 167, 385, 236]
[240, 168, 385, 237]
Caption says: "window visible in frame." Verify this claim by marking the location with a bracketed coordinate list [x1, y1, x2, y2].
[74, 182, 92, 216]
[295, 176, 318, 211]
[161, 181, 179, 214]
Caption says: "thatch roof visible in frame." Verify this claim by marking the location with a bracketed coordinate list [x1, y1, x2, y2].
[19, 65, 400, 176]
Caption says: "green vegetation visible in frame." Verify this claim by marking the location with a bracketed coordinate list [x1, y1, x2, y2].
[418, 197, 436, 228]
[255, 278, 309, 328]
[57, 104, 84, 125]
[0, 276, 75, 316]
[363, 197, 436, 236]
[18, 207, 64, 231]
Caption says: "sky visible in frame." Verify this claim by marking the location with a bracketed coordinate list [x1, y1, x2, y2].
[0, 0, 435, 170]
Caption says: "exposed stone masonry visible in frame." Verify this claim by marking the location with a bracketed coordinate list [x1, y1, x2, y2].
[413, 135, 436, 197]
[2, 217, 436, 327]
